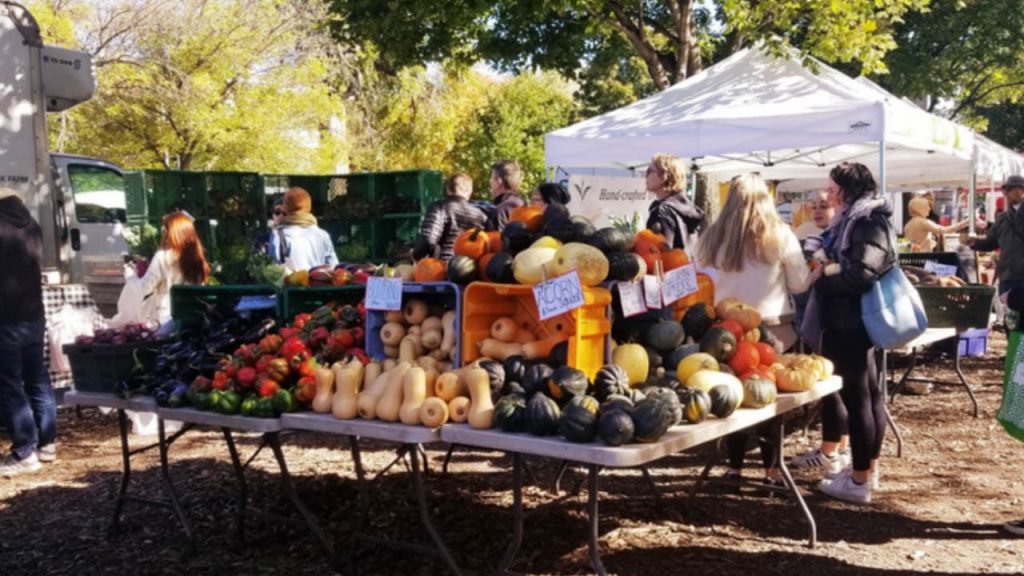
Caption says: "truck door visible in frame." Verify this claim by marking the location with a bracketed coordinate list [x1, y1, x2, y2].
[59, 159, 129, 315]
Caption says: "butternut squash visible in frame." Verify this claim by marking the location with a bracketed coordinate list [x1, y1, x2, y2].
[375, 362, 411, 422]
[490, 317, 518, 342]
[382, 359, 397, 372]
[440, 311, 457, 356]
[357, 371, 392, 419]
[311, 367, 335, 413]
[419, 397, 449, 428]
[465, 368, 495, 429]
[421, 329, 443, 350]
[408, 325, 422, 337]
[515, 328, 537, 344]
[417, 355, 439, 372]
[385, 310, 404, 324]
[362, 361, 382, 391]
[332, 361, 364, 419]
[399, 335, 423, 364]
[421, 317, 443, 334]
[523, 333, 569, 360]
[435, 372, 461, 402]
[438, 361, 453, 373]
[431, 348, 449, 361]
[383, 345, 399, 359]
[448, 396, 471, 423]
[423, 367, 439, 397]
[478, 338, 523, 362]
[403, 298, 429, 325]
[399, 367, 427, 425]
[380, 322, 406, 347]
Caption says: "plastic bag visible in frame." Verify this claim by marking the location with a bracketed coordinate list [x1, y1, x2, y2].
[47, 301, 102, 372]
[998, 330, 1024, 442]
[109, 264, 146, 328]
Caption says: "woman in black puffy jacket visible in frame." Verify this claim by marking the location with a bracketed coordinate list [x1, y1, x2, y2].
[804, 162, 894, 505]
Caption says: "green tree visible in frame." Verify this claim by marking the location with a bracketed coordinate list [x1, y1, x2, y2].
[32, 0, 346, 173]
[882, 0, 1024, 127]
[326, 0, 929, 99]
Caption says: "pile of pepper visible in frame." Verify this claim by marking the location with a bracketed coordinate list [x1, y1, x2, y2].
[183, 301, 367, 418]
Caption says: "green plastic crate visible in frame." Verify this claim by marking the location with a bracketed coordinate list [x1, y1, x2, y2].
[323, 219, 374, 262]
[916, 285, 995, 331]
[206, 171, 265, 221]
[373, 170, 442, 215]
[282, 285, 365, 319]
[64, 341, 164, 393]
[124, 170, 209, 223]
[373, 215, 420, 262]
[171, 285, 281, 330]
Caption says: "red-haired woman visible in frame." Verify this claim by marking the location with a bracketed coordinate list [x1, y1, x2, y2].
[139, 212, 211, 324]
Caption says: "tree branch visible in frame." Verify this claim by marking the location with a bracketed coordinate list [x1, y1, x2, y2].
[604, 0, 670, 89]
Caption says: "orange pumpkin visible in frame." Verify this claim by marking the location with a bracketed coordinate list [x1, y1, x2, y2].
[509, 206, 544, 232]
[634, 229, 669, 255]
[454, 228, 490, 260]
[487, 232, 503, 254]
[661, 248, 689, 271]
[413, 258, 446, 282]
[478, 252, 496, 281]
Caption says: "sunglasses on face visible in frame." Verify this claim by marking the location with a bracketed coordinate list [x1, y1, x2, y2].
[273, 210, 285, 216]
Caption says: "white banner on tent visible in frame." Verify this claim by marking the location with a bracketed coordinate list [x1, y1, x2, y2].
[567, 174, 652, 229]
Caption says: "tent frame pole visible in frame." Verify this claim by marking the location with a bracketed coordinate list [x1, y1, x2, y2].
[968, 167, 977, 236]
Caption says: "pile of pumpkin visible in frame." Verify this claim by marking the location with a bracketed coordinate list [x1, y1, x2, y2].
[409, 204, 696, 288]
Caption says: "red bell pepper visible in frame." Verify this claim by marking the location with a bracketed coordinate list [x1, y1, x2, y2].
[255, 354, 274, 374]
[279, 336, 308, 360]
[259, 334, 283, 354]
[294, 375, 317, 404]
[257, 377, 280, 398]
[292, 312, 313, 331]
[292, 353, 319, 378]
[266, 358, 291, 383]
[236, 367, 257, 389]
[331, 328, 355, 350]
[308, 326, 330, 350]
[212, 370, 231, 391]
[279, 326, 300, 342]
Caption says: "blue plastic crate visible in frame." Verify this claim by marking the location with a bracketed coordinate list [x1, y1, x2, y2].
[366, 282, 462, 367]
[958, 328, 989, 357]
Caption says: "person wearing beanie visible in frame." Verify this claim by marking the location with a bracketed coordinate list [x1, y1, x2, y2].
[269, 187, 337, 271]
[904, 194, 967, 252]
[0, 188, 55, 477]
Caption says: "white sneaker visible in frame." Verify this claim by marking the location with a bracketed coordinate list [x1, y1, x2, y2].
[37, 444, 57, 463]
[820, 466, 881, 489]
[0, 453, 42, 478]
[838, 448, 852, 469]
[790, 447, 843, 477]
[819, 469, 872, 504]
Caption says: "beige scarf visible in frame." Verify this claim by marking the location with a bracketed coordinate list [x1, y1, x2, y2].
[283, 212, 317, 227]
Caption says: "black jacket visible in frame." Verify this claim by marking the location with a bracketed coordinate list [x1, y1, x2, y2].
[0, 196, 44, 324]
[491, 192, 526, 231]
[414, 197, 488, 261]
[647, 193, 704, 251]
[973, 205, 1024, 291]
[815, 204, 895, 331]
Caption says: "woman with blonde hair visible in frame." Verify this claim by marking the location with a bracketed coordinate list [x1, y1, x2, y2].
[139, 212, 211, 324]
[645, 153, 704, 250]
[696, 173, 814, 489]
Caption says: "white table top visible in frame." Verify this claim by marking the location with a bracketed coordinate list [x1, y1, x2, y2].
[156, 407, 282, 433]
[281, 412, 441, 444]
[64, 391, 159, 412]
[440, 376, 842, 468]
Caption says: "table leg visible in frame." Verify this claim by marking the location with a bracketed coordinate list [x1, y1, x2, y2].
[442, 444, 457, 476]
[586, 464, 607, 576]
[889, 347, 919, 406]
[641, 466, 660, 499]
[686, 438, 721, 509]
[497, 452, 524, 575]
[553, 460, 570, 494]
[775, 420, 817, 548]
[954, 351, 980, 418]
[157, 418, 194, 552]
[266, 432, 339, 570]
[348, 436, 366, 572]
[108, 408, 131, 538]
[222, 428, 249, 546]
[880, 349, 904, 458]
[409, 444, 463, 576]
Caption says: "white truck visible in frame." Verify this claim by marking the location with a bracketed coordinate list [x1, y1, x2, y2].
[1, 1, 128, 314]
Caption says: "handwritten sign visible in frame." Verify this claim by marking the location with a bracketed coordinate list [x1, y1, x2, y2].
[661, 264, 698, 305]
[643, 275, 662, 309]
[365, 276, 403, 311]
[617, 282, 648, 318]
[235, 294, 277, 313]
[923, 260, 958, 278]
[533, 270, 585, 321]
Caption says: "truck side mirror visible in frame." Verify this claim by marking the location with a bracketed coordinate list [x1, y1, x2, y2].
[70, 228, 80, 251]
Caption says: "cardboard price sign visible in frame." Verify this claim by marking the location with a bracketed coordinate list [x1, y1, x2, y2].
[617, 282, 647, 318]
[365, 276, 403, 311]
[643, 275, 663, 309]
[533, 270, 586, 321]
[661, 264, 698, 305]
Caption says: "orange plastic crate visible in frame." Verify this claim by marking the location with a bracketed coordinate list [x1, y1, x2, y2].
[462, 282, 612, 379]
[669, 273, 715, 321]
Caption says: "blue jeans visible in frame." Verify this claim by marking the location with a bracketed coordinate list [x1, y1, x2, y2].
[0, 319, 56, 460]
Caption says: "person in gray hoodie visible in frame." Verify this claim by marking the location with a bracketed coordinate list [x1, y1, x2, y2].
[0, 188, 55, 477]
[488, 160, 525, 231]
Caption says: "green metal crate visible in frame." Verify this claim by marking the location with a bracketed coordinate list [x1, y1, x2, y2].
[282, 285, 365, 319]
[171, 285, 281, 330]
[323, 219, 374, 262]
[373, 215, 420, 262]
[64, 341, 165, 393]
[206, 171, 265, 221]
[916, 285, 995, 331]
[124, 170, 209, 222]
[372, 170, 442, 215]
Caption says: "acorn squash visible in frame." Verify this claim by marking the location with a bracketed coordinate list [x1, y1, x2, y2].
[502, 222, 534, 255]
[646, 320, 686, 352]
[559, 395, 600, 442]
[607, 251, 641, 282]
[643, 386, 682, 425]
[477, 359, 506, 401]
[600, 394, 635, 415]
[699, 327, 737, 363]
[503, 355, 528, 387]
[741, 376, 777, 408]
[541, 211, 576, 244]
[494, 394, 527, 432]
[677, 386, 711, 424]
[447, 255, 477, 285]
[708, 384, 741, 418]
[570, 216, 597, 243]
[631, 398, 674, 442]
[598, 409, 635, 446]
[522, 363, 554, 398]
[546, 366, 590, 403]
[485, 252, 516, 284]
[587, 227, 629, 253]
[681, 303, 716, 341]
[525, 393, 561, 436]
[593, 364, 631, 401]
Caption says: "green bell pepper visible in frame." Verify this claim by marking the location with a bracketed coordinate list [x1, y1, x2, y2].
[254, 397, 276, 418]
[272, 388, 296, 415]
[240, 395, 258, 417]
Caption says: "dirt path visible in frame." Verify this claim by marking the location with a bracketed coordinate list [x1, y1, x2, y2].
[2, 333, 1023, 575]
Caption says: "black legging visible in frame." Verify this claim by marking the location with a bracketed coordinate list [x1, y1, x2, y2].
[821, 391, 850, 442]
[822, 326, 886, 471]
[726, 421, 781, 470]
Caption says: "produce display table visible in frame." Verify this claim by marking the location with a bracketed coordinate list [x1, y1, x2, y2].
[63, 391, 194, 549]
[441, 377, 842, 576]
[281, 413, 460, 576]
[883, 327, 980, 417]
[153, 407, 338, 570]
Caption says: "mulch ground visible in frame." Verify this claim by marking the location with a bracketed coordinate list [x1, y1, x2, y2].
[2, 332, 1023, 575]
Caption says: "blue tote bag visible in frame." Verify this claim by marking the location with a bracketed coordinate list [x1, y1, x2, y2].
[861, 220, 928, 349]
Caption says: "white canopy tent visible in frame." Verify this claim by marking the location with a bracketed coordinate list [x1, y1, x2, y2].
[545, 46, 1024, 233]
